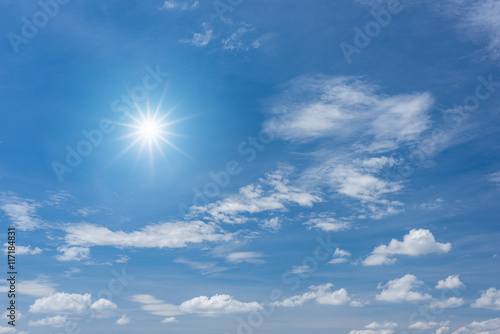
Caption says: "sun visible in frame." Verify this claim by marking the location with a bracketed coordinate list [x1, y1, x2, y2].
[118, 101, 189, 163]
[138, 118, 162, 141]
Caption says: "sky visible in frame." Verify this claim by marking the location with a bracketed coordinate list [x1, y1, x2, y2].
[0, 0, 500, 333]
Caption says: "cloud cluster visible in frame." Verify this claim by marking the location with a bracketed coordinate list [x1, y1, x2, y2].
[193, 169, 321, 224]
[363, 229, 451, 266]
[376, 274, 431, 303]
[29, 292, 116, 314]
[274, 283, 359, 307]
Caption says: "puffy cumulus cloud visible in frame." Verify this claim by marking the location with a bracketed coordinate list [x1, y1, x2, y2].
[363, 229, 451, 266]
[181, 22, 213, 47]
[30, 293, 92, 313]
[274, 283, 358, 307]
[226, 252, 264, 264]
[64, 220, 231, 249]
[56, 246, 90, 261]
[0, 193, 44, 231]
[3, 244, 42, 255]
[193, 169, 321, 224]
[305, 217, 350, 232]
[116, 314, 130, 325]
[29, 293, 115, 315]
[262, 76, 432, 145]
[436, 275, 465, 289]
[429, 297, 464, 309]
[376, 274, 432, 303]
[161, 317, 177, 323]
[179, 294, 263, 315]
[91, 299, 117, 310]
[472, 288, 500, 310]
[452, 318, 500, 334]
[28, 315, 67, 327]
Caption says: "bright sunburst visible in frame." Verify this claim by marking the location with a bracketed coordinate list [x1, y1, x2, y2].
[118, 100, 189, 164]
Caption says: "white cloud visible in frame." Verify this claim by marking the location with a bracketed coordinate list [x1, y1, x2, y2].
[263, 76, 432, 145]
[222, 26, 260, 51]
[30, 293, 92, 313]
[193, 169, 321, 224]
[334, 248, 351, 258]
[226, 252, 264, 264]
[472, 288, 500, 310]
[3, 244, 42, 255]
[409, 321, 449, 330]
[329, 248, 351, 264]
[161, 317, 178, 323]
[349, 330, 394, 334]
[175, 258, 227, 275]
[29, 292, 115, 315]
[0, 327, 17, 334]
[91, 299, 117, 310]
[429, 297, 464, 309]
[365, 321, 398, 329]
[0, 193, 43, 231]
[291, 265, 311, 274]
[131, 294, 182, 317]
[376, 274, 432, 303]
[64, 220, 231, 249]
[329, 258, 350, 264]
[363, 229, 451, 266]
[305, 217, 350, 232]
[436, 275, 465, 289]
[181, 23, 213, 47]
[275, 283, 354, 307]
[56, 246, 90, 261]
[260, 217, 281, 231]
[490, 171, 500, 185]
[465, 0, 500, 59]
[179, 294, 263, 315]
[116, 314, 130, 325]
[452, 318, 500, 334]
[0, 277, 56, 297]
[161, 0, 199, 10]
[435, 326, 450, 334]
[28, 315, 67, 327]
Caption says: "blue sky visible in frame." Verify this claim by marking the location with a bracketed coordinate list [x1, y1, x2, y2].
[1, 0, 500, 333]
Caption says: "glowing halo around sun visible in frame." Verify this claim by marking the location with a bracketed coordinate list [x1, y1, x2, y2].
[118, 102, 189, 164]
